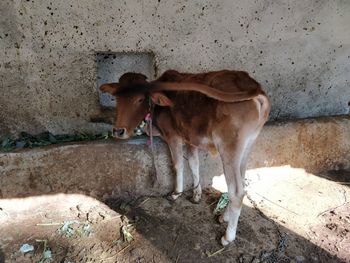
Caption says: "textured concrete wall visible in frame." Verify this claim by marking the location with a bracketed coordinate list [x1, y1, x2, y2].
[1, 117, 349, 199]
[1, 0, 350, 136]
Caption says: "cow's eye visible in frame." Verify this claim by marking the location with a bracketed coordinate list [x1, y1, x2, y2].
[136, 98, 144, 104]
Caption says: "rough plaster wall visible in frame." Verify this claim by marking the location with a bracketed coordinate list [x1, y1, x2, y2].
[0, 0, 349, 136]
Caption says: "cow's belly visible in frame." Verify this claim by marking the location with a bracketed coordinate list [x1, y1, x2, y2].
[184, 133, 219, 156]
[197, 137, 218, 156]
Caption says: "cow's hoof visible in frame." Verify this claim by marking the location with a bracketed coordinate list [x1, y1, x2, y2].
[166, 192, 182, 201]
[189, 195, 201, 204]
[221, 236, 231, 246]
[190, 186, 202, 204]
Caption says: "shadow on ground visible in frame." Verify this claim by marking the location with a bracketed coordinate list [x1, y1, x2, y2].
[105, 190, 344, 263]
[317, 169, 350, 188]
[0, 190, 347, 262]
[0, 248, 5, 263]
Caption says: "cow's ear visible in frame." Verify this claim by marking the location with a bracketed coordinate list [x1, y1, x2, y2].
[150, 92, 174, 106]
[99, 83, 119, 96]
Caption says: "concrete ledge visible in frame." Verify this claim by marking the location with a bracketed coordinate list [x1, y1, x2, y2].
[1, 116, 349, 199]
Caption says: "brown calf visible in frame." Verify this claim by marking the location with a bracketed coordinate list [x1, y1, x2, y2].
[100, 70, 270, 246]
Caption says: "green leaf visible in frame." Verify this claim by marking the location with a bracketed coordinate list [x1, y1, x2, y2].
[43, 249, 52, 259]
[101, 131, 110, 139]
[58, 220, 79, 237]
[48, 133, 57, 143]
[121, 225, 133, 242]
[213, 193, 229, 215]
[1, 137, 14, 150]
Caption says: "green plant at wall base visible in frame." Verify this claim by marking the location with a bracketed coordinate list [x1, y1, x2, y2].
[0, 131, 113, 152]
[0, 137, 14, 150]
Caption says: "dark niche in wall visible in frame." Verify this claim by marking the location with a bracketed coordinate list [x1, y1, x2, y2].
[96, 52, 156, 108]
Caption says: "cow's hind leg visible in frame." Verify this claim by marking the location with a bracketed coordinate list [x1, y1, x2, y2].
[187, 145, 202, 203]
[218, 133, 259, 222]
[240, 131, 260, 180]
[216, 138, 247, 246]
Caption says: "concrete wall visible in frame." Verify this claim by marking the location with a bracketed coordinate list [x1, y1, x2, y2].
[1, 0, 350, 136]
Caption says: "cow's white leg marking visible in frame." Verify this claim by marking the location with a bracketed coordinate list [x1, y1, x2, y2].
[167, 137, 184, 201]
[215, 134, 247, 246]
[221, 163, 245, 246]
[188, 145, 201, 203]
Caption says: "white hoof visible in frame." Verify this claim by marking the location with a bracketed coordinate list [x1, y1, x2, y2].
[221, 236, 230, 246]
[190, 185, 202, 203]
[167, 192, 181, 201]
[171, 192, 181, 200]
[191, 193, 201, 204]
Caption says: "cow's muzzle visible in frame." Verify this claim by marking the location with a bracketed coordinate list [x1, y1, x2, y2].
[112, 127, 129, 139]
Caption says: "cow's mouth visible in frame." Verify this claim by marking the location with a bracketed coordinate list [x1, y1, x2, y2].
[115, 134, 130, 140]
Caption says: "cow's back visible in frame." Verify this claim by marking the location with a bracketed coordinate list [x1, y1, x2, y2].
[155, 70, 268, 149]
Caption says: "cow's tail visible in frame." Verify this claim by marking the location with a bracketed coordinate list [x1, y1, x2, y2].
[255, 92, 271, 122]
[150, 81, 262, 102]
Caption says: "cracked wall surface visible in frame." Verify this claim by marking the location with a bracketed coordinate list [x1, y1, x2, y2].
[1, 0, 349, 136]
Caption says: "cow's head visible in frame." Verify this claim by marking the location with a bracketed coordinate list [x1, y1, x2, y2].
[99, 73, 173, 139]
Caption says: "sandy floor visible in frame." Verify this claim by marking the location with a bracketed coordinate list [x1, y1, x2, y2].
[0, 166, 349, 263]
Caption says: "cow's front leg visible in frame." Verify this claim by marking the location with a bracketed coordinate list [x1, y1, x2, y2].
[167, 137, 184, 201]
[187, 145, 202, 203]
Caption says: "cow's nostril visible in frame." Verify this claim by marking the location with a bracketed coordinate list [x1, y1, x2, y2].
[113, 128, 126, 137]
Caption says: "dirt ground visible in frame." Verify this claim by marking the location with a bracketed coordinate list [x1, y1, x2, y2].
[0, 167, 349, 263]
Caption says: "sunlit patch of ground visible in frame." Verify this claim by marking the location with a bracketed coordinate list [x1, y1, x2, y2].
[244, 166, 350, 262]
